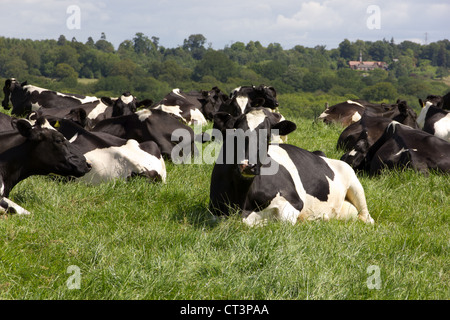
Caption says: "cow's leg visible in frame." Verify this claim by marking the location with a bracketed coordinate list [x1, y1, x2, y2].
[336, 200, 359, 221]
[243, 194, 300, 226]
[345, 176, 374, 224]
[0, 197, 31, 215]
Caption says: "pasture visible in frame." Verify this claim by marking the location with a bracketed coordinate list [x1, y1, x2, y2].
[0, 117, 448, 300]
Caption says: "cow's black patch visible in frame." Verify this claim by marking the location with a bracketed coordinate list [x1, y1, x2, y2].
[276, 144, 334, 202]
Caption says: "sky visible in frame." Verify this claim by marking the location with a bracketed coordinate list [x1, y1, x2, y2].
[1, 0, 449, 50]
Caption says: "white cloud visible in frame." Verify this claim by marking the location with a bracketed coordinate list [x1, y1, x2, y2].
[0, 0, 448, 49]
[276, 1, 344, 30]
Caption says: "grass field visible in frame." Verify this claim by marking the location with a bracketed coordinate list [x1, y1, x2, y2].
[0, 117, 448, 300]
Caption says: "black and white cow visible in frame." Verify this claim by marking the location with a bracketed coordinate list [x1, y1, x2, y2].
[2, 78, 98, 116]
[422, 92, 450, 110]
[152, 88, 208, 126]
[231, 85, 279, 111]
[56, 119, 166, 184]
[352, 121, 450, 175]
[29, 92, 152, 129]
[215, 85, 279, 118]
[337, 101, 419, 152]
[152, 87, 227, 125]
[0, 118, 91, 215]
[318, 99, 416, 128]
[417, 101, 450, 142]
[209, 108, 375, 226]
[90, 109, 200, 161]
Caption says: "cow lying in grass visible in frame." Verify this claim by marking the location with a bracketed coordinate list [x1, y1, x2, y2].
[209, 108, 374, 226]
[0, 118, 91, 215]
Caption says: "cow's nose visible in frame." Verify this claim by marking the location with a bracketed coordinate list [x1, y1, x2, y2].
[238, 162, 259, 177]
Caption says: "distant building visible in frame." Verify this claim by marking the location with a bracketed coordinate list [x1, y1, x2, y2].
[349, 51, 388, 71]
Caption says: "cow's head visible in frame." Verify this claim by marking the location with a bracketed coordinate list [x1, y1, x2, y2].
[393, 100, 419, 129]
[15, 117, 91, 178]
[102, 92, 151, 118]
[253, 85, 279, 110]
[214, 108, 296, 178]
[340, 130, 370, 171]
[2, 79, 26, 110]
[200, 87, 229, 120]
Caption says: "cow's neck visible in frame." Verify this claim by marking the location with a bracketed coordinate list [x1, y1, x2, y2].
[0, 162, 27, 198]
[0, 144, 35, 197]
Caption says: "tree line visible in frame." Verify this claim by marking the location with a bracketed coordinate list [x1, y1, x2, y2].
[1, 33, 449, 114]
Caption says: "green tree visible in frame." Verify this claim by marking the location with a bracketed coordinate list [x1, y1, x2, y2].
[339, 39, 357, 60]
[183, 34, 206, 60]
[192, 50, 238, 82]
[361, 82, 398, 101]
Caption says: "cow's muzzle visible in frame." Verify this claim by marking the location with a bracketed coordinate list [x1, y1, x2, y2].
[238, 161, 259, 177]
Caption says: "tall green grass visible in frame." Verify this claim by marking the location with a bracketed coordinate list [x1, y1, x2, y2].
[0, 117, 448, 300]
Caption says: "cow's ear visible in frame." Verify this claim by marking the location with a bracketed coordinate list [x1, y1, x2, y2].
[213, 112, 236, 132]
[252, 98, 265, 107]
[418, 98, 424, 108]
[272, 120, 296, 136]
[101, 97, 114, 105]
[20, 81, 28, 87]
[16, 119, 33, 138]
[136, 99, 153, 108]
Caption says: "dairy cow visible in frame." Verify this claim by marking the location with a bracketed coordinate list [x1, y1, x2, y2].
[422, 92, 450, 110]
[29, 92, 152, 129]
[417, 101, 450, 142]
[90, 109, 200, 161]
[0, 118, 91, 215]
[56, 119, 166, 184]
[152, 87, 227, 125]
[338, 101, 419, 152]
[216, 85, 279, 118]
[2, 78, 98, 116]
[354, 121, 450, 175]
[318, 99, 416, 128]
[209, 108, 374, 226]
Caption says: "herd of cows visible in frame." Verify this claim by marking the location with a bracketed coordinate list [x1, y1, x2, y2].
[0, 77, 449, 225]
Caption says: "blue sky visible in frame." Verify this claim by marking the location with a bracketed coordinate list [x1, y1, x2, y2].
[1, 0, 449, 49]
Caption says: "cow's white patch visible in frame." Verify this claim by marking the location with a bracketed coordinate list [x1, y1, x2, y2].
[318, 110, 329, 119]
[246, 109, 267, 131]
[136, 109, 152, 121]
[154, 104, 185, 121]
[79, 139, 166, 184]
[0, 197, 31, 215]
[172, 88, 184, 99]
[347, 100, 365, 108]
[189, 108, 207, 126]
[87, 102, 109, 120]
[417, 101, 433, 129]
[394, 148, 418, 156]
[348, 149, 358, 157]
[243, 193, 300, 226]
[120, 94, 134, 104]
[236, 95, 249, 115]
[69, 132, 79, 143]
[24, 85, 97, 104]
[351, 111, 362, 123]
[433, 113, 450, 142]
